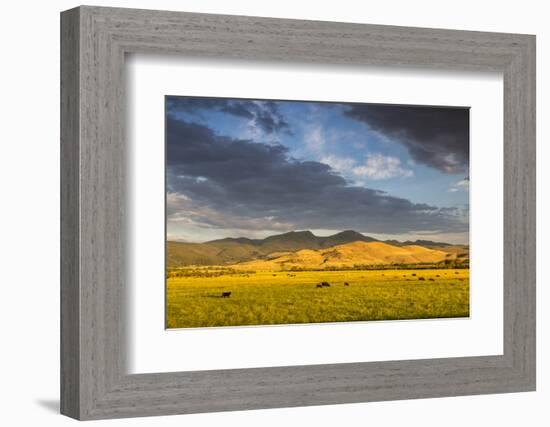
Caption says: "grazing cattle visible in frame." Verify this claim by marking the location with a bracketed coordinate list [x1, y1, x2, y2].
[221, 292, 232, 298]
[418, 277, 425, 281]
[344, 282, 350, 286]
[428, 278, 435, 281]
[316, 284, 323, 288]
[321, 281, 331, 287]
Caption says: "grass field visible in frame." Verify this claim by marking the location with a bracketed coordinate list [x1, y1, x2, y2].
[166, 268, 469, 328]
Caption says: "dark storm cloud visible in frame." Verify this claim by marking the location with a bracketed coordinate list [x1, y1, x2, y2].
[345, 104, 469, 173]
[166, 96, 291, 135]
[166, 117, 467, 234]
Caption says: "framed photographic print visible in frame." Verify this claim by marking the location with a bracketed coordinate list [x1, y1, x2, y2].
[164, 96, 471, 329]
[61, 6, 536, 420]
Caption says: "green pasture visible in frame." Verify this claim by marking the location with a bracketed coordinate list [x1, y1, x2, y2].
[166, 269, 469, 328]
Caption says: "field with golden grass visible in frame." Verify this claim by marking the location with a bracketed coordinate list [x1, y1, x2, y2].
[166, 268, 469, 329]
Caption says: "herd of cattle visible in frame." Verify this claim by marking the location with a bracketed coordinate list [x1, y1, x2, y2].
[217, 272, 462, 297]
[220, 281, 350, 297]
[315, 281, 350, 288]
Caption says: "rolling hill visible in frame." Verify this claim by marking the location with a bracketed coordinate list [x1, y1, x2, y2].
[167, 230, 376, 267]
[232, 241, 452, 271]
[166, 241, 257, 266]
[167, 230, 467, 268]
[209, 230, 377, 253]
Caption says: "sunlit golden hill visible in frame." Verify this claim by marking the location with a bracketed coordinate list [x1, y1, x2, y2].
[167, 230, 375, 267]
[232, 241, 451, 271]
[166, 230, 467, 268]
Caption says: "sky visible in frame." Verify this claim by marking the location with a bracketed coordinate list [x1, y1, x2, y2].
[165, 96, 470, 244]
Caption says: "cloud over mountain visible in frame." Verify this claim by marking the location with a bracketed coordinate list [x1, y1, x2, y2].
[166, 117, 467, 234]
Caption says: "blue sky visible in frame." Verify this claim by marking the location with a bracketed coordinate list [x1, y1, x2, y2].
[166, 97, 469, 244]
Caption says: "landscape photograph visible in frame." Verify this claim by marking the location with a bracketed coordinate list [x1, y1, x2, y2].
[165, 96, 470, 329]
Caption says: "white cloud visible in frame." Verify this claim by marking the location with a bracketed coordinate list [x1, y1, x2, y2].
[449, 177, 470, 192]
[303, 124, 325, 155]
[167, 192, 293, 232]
[303, 123, 367, 159]
[352, 153, 414, 180]
[456, 179, 469, 188]
[320, 154, 356, 173]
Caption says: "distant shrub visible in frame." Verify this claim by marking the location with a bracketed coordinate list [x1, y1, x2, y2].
[167, 267, 256, 278]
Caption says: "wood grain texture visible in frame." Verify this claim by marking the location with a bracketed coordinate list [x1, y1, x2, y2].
[60, 7, 80, 419]
[60, 5, 536, 420]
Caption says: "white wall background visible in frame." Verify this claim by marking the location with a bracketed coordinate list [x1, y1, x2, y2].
[0, 0, 546, 425]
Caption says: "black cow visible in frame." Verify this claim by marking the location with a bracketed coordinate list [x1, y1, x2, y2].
[221, 292, 232, 298]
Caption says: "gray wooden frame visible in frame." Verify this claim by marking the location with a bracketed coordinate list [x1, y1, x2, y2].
[60, 5, 536, 420]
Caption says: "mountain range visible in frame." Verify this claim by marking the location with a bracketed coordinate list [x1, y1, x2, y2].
[167, 230, 468, 268]
[235, 241, 454, 271]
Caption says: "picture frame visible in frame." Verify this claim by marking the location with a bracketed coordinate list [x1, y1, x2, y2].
[60, 5, 536, 420]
